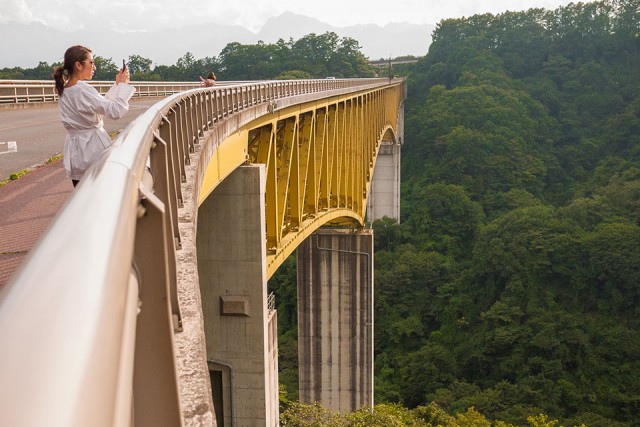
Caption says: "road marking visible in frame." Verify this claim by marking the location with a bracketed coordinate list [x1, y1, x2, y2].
[0, 141, 18, 155]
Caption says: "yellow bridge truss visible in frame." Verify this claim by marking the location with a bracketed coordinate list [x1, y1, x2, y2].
[197, 82, 405, 277]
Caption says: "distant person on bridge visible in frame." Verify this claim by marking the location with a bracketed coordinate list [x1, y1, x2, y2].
[53, 45, 136, 187]
[199, 71, 216, 87]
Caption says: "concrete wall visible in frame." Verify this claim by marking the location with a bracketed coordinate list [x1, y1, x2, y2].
[297, 228, 374, 413]
[197, 165, 279, 427]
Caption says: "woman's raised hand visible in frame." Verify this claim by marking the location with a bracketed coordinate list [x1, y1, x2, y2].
[116, 67, 130, 84]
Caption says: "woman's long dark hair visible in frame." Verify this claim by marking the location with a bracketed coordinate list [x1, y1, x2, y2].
[52, 45, 92, 97]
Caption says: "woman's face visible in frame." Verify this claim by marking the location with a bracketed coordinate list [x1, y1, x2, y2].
[76, 53, 96, 80]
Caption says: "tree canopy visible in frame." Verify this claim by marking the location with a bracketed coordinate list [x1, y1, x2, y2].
[0, 32, 377, 81]
[272, 1, 640, 426]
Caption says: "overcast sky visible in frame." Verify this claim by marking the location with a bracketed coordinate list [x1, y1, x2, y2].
[3, 0, 578, 32]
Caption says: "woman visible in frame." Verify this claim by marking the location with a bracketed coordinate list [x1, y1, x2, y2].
[53, 45, 136, 187]
[199, 71, 216, 87]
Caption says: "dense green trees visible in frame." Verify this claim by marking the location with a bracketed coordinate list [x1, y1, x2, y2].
[280, 401, 588, 426]
[0, 32, 377, 81]
[373, 0, 639, 425]
[272, 1, 640, 425]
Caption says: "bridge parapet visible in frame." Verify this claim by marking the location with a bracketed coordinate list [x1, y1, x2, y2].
[0, 79, 202, 106]
[0, 78, 405, 426]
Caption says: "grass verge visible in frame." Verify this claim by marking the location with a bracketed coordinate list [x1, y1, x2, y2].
[0, 154, 64, 188]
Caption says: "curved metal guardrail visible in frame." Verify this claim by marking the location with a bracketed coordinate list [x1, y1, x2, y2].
[0, 78, 400, 427]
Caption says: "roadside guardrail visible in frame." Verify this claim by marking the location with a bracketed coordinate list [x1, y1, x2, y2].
[0, 80, 202, 104]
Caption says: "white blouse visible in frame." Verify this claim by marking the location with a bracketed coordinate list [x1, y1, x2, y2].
[58, 81, 136, 180]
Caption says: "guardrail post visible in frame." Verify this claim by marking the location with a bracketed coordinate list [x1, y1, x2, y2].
[133, 184, 184, 427]
[150, 133, 183, 331]
[175, 100, 190, 173]
[160, 112, 184, 207]
[194, 94, 204, 139]
[184, 96, 196, 155]
[204, 92, 213, 130]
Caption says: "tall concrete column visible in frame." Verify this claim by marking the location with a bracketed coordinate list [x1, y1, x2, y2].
[197, 165, 279, 427]
[367, 141, 401, 222]
[367, 103, 403, 223]
[297, 228, 374, 413]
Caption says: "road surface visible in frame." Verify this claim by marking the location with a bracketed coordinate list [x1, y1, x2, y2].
[0, 98, 162, 181]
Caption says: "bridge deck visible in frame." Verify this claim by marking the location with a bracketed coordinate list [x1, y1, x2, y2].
[0, 79, 405, 426]
[0, 159, 71, 290]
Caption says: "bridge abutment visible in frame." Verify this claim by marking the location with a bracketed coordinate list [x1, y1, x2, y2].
[197, 164, 279, 427]
[297, 228, 374, 413]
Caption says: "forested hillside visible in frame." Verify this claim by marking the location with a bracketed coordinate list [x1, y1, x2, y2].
[271, 1, 640, 426]
[369, 0, 639, 425]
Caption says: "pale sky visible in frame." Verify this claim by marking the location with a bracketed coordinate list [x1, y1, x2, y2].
[2, 0, 578, 32]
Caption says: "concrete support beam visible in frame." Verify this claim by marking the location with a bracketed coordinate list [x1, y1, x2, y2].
[197, 165, 279, 427]
[297, 228, 374, 413]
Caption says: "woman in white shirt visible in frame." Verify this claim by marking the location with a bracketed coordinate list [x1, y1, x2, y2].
[53, 45, 136, 187]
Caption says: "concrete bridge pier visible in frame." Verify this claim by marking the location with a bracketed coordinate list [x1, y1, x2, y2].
[297, 228, 374, 413]
[197, 165, 279, 427]
[366, 139, 401, 222]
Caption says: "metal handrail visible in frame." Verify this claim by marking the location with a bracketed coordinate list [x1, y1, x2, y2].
[0, 78, 398, 426]
[0, 80, 302, 104]
[0, 80, 202, 104]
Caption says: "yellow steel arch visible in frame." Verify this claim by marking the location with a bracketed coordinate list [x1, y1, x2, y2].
[198, 83, 404, 277]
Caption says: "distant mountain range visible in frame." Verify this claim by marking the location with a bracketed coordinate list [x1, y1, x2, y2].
[0, 12, 434, 68]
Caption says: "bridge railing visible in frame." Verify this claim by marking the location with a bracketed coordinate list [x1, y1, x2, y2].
[0, 78, 400, 427]
[0, 80, 203, 104]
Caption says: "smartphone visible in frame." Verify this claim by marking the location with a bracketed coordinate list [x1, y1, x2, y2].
[122, 59, 127, 71]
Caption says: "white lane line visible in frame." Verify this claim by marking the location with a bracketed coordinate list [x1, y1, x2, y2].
[0, 141, 18, 155]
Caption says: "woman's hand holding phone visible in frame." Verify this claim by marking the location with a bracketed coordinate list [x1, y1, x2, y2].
[116, 59, 130, 84]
